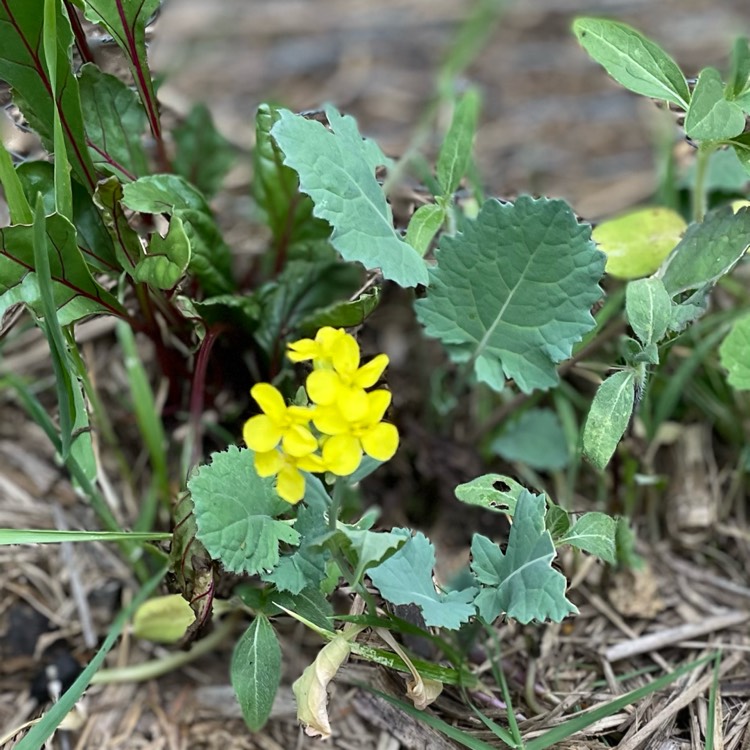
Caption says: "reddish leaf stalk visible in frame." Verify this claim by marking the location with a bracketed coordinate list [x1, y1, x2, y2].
[65, 1, 95, 64]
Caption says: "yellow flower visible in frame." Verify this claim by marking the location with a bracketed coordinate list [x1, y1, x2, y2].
[255, 449, 325, 504]
[306, 334, 389, 421]
[243, 383, 317, 457]
[287, 327, 349, 368]
[314, 389, 399, 476]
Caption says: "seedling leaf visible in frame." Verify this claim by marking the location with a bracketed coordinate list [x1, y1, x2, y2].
[470, 492, 577, 624]
[559, 512, 617, 563]
[416, 196, 605, 393]
[190, 446, 301, 575]
[684, 67, 746, 141]
[437, 88, 481, 196]
[369, 531, 477, 629]
[719, 314, 750, 390]
[573, 18, 689, 108]
[405, 203, 446, 256]
[231, 614, 281, 732]
[271, 105, 429, 287]
[582, 370, 635, 470]
[626, 277, 671, 347]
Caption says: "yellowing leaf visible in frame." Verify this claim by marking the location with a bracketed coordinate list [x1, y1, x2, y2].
[132, 594, 195, 643]
[592, 207, 686, 279]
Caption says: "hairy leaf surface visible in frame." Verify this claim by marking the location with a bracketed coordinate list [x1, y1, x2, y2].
[416, 197, 605, 393]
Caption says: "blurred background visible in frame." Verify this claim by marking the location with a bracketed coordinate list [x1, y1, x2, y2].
[151, 0, 748, 220]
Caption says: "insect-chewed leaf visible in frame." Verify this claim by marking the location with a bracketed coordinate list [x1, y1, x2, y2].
[368, 531, 477, 629]
[719, 314, 750, 390]
[271, 105, 429, 287]
[454, 473, 536, 516]
[470, 492, 577, 624]
[415, 196, 605, 393]
[189, 446, 300, 576]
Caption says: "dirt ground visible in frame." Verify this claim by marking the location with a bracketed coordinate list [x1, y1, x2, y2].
[3, 1, 750, 749]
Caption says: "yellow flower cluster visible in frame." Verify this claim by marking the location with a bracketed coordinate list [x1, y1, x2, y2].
[242, 327, 399, 504]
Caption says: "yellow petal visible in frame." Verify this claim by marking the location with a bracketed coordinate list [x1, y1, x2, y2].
[282, 424, 318, 457]
[338, 387, 369, 422]
[322, 434, 362, 476]
[296, 452, 326, 473]
[353, 353, 389, 389]
[361, 422, 399, 461]
[243, 414, 282, 452]
[254, 449, 284, 477]
[306, 370, 341, 406]
[287, 337, 317, 362]
[331, 334, 360, 377]
[365, 389, 392, 424]
[287, 405, 314, 425]
[312, 406, 348, 435]
[277, 465, 305, 504]
[251, 383, 287, 421]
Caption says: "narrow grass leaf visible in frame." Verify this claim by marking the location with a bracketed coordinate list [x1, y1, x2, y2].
[437, 88, 481, 196]
[0, 143, 33, 223]
[0, 529, 170, 545]
[15, 566, 167, 750]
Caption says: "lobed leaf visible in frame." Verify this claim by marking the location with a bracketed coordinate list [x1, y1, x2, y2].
[573, 18, 689, 108]
[271, 105, 429, 287]
[190, 446, 301, 576]
[582, 370, 635, 470]
[416, 196, 605, 393]
[470, 491, 577, 624]
[369, 531, 477, 629]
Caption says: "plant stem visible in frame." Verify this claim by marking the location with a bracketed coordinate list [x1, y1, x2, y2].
[692, 142, 716, 222]
[328, 478, 345, 531]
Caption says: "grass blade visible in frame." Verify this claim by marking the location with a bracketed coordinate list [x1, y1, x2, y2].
[0, 529, 171, 545]
[0, 142, 32, 223]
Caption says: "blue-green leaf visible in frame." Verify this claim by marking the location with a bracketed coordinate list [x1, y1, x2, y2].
[582, 370, 635, 470]
[490, 408, 569, 471]
[470, 492, 577, 624]
[271, 105, 429, 287]
[573, 18, 689, 108]
[415, 196, 605, 393]
[369, 531, 477, 629]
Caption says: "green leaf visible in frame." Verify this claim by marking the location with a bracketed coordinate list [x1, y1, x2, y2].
[0, 213, 125, 324]
[626, 277, 672, 347]
[572, 18, 689, 108]
[454, 473, 533, 516]
[490, 408, 569, 471]
[173, 103, 234, 197]
[80, 0, 163, 142]
[190, 446, 301, 576]
[133, 215, 191, 289]
[132, 594, 195, 643]
[297, 289, 380, 335]
[252, 104, 332, 256]
[0, 0, 97, 190]
[261, 476, 330, 594]
[437, 88, 481, 196]
[592, 207, 686, 280]
[658, 206, 750, 295]
[271, 588, 333, 632]
[78, 63, 149, 181]
[405, 204, 446, 256]
[93, 176, 142, 273]
[684, 67, 746, 141]
[416, 196, 605, 393]
[231, 614, 281, 732]
[253, 260, 362, 356]
[719, 313, 750, 390]
[17, 161, 118, 272]
[614, 516, 643, 568]
[320, 525, 406, 586]
[470, 492, 577, 624]
[680, 147, 749, 193]
[369, 531, 477, 629]
[0, 529, 170, 545]
[271, 105, 429, 287]
[582, 370, 635, 470]
[559, 512, 616, 564]
[728, 37, 750, 100]
[0, 142, 32, 224]
[667, 286, 711, 332]
[545, 505, 571, 541]
[122, 174, 235, 294]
